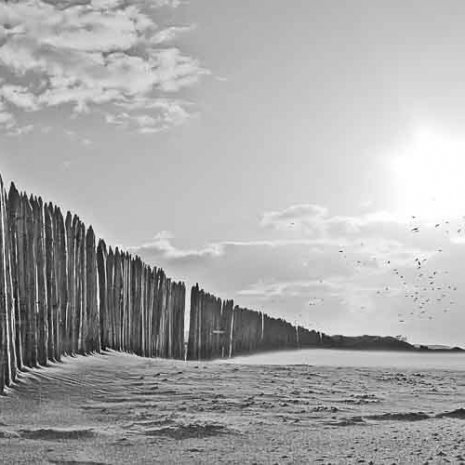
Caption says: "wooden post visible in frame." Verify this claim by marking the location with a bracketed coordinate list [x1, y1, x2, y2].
[52, 206, 66, 361]
[133, 257, 141, 355]
[7, 183, 23, 371]
[120, 253, 128, 352]
[187, 284, 199, 360]
[5, 188, 16, 384]
[140, 263, 146, 356]
[71, 215, 80, 354]
[122, 253, 130, 352]
[58, 208, 68, 359]
[32, 197, 48, 365]
[75, 220, 86, 354]
[129, 257, 135, 353]
[64, 212, 73, 355]
[173, 282, 185, 360]
[153, 269, 163, 357]
[166, 280, 173, 359]
[44, 204, 56, 361]
[146, 267, 154, 357]
[157, 272, 168, 358]
[151, 268, 160, 357]
[25, 197, 38, 367]
[106, 248, 114, 350]
[220, 299, 233, 359]
[0, 175, 15, 390]
[86, 227, 99, 353]
[96, 239, 107, 350]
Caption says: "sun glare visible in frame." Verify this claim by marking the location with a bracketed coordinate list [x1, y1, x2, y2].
[390, 128, 465, 220]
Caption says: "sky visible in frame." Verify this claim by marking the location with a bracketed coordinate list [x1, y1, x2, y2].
[2, 0, 465, 346]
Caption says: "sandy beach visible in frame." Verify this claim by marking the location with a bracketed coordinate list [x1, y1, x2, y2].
[1, 351, 465, 464]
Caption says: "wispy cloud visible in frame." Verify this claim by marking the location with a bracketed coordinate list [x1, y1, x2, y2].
[131, 231, 224, 262]
[261, 203, 404, 238]
[237, 279, 333, 298]
[0, 0, 208, 134]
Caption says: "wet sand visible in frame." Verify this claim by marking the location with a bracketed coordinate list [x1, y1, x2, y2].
[1, 351, 465, 464]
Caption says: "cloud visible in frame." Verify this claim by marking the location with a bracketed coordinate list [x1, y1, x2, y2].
[131, 231, 224, 263]
[261, 204, 327, 233]
[108, 98, 191, 132]
[152, 25, 195, 45]
[0, 0, 208, 133]
[0, 100, 15, 128]
[237, 279, 333, 298]
[261, 203, 404, 238]
[0, 84, 38, 110]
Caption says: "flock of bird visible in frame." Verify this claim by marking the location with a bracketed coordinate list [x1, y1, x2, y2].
[304, 216, 463, 325]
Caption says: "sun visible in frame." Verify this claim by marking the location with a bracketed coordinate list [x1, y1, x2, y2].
[389, 127, 465, 220]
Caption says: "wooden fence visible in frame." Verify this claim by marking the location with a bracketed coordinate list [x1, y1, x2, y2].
[0, 174, 326, 394]
[96, 242, 185, 359]
[187, 284, 323, 360]
[0, 176, 185, 394]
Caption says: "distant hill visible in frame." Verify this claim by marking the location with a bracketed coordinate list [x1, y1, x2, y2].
[414, 344, 464, 352]
[321, 334, 415, 351]
[320, 335, 464, 352]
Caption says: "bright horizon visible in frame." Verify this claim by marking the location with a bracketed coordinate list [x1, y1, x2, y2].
[2, 0, 465, 347]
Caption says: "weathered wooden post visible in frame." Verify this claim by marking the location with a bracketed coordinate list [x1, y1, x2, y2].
[187, 284, 199, 360]
[174, 282, 185, 359]
[71, 215, 81, 354]
[31, 197, 47, 365]
[121, 253, 129, 352]
[0, 175, 15, 390]
[96, 239, 107, 350]
[7, 184, 23, 370]
[52, 206, 60, 360]
[145, 267, 154, 357]
[5, 189, 16, 383]
[75, 220, 86, 354]
[158, 270, 165, 358]
[85, 227, 99, 353]
[119, 252, 126, 351]
[52, 206, 67, 361]
[220, 299, 233, 358]
[133, 257, 142, 355]
[64, 212, 74, 355]
[129, 256, 135, 353]
[44, 204, 56, 361]
[112, 248, 118, 351]
[122, 253, 130, 352]
[151, 268, 161, 357]
[166, 280, 174, 359]
[24, 196, 38, 367]
[152, 269, 161, 357]
[106, 247, 114, 350]
[140, 263, 146, 356]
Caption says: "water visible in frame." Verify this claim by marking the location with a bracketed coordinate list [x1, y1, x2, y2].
[219, 348, 465, 370]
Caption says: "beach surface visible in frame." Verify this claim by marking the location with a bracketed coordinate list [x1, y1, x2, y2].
[1, 351, 465, 464]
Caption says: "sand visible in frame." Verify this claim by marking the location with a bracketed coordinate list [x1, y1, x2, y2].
[1, 351, 465, 464]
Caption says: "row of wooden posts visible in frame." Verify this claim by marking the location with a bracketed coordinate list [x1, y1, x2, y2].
[0, 176, 185, 393]
[0, 176, 323, 393]
[186, 284, 322, 360]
